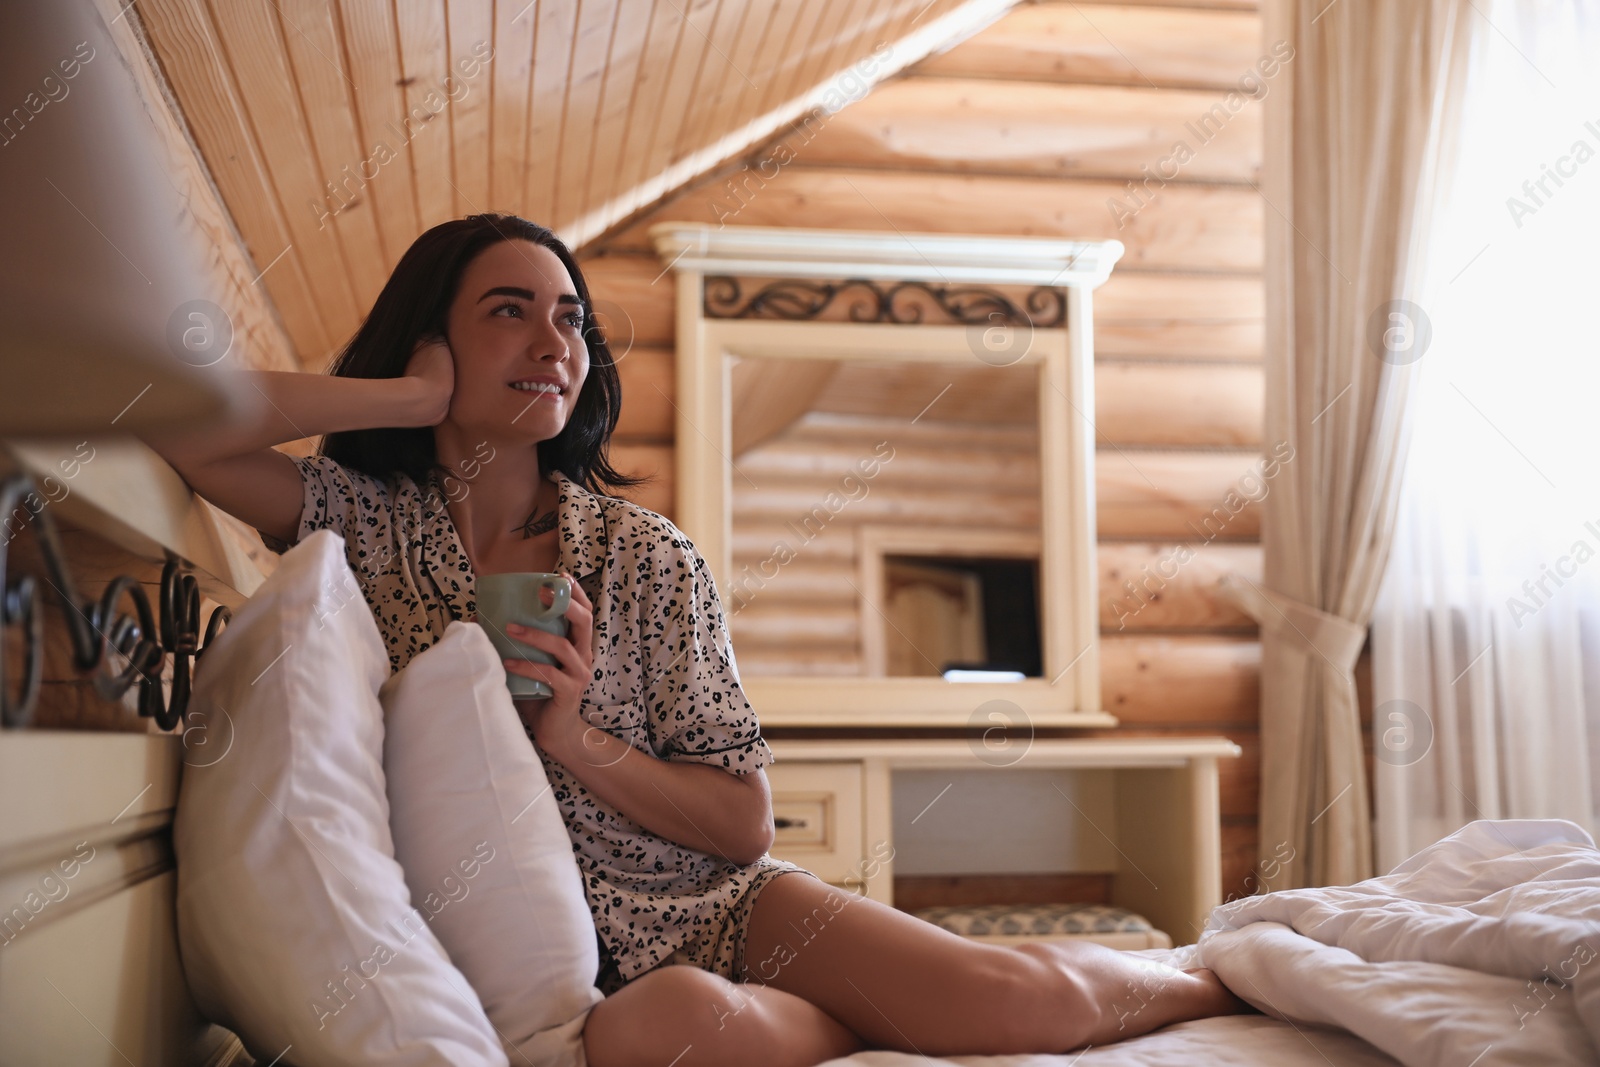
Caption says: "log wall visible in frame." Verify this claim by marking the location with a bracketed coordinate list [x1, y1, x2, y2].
[579, 0, 1269, 904]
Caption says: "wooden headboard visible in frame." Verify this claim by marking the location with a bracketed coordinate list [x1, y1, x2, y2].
[0, 438, 270, 1066]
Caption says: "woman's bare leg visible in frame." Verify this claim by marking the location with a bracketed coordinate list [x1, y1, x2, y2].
[583, 963, 865, 1067]
[740, 872, 1248, 1056]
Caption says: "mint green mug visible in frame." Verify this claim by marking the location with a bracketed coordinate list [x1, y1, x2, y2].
[475, 572, 572, 699]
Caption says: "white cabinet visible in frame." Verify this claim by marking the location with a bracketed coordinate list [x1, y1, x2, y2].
[765, 761, 866, 886]
[764, 736, 1241, 946]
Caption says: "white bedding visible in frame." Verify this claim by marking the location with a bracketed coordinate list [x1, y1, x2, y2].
[818, 1016, 1401, 1066]
[821, 819, 1600, 1067]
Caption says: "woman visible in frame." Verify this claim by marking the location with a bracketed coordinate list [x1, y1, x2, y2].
[145, 213, 1248, 1067]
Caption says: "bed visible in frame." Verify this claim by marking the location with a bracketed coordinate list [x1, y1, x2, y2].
[3, 438, 1597, 1067]
[819, 821, 1600, 1067]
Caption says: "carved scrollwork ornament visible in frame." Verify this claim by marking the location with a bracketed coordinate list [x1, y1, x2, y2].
[703, 276, 1067, 329]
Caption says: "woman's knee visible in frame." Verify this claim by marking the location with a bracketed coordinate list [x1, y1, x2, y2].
[583, 965, 790, 1067]
[585, 965, 744, 1061]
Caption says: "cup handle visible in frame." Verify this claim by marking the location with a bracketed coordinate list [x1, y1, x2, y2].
[530, 575, 571, 623]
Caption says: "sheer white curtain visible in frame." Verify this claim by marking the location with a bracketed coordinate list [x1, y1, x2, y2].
[1372, 0, 1600, 872]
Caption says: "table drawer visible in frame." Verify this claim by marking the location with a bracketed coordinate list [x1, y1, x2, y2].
[765, 761, 863, 884]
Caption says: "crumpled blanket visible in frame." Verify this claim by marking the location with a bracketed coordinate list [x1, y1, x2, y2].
[1196, 818, 1600, 1067]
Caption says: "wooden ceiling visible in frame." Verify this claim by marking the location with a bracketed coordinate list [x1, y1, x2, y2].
[133, 0, 998, 368]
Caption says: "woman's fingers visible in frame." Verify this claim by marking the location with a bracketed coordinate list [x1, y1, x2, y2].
[505, 652, 563, 675]
[543, 572, 592, 617]
[504, 655, 566, 699]
[539, 571, 594, 661]
[505, 623, 590, 687]
[507, 620, 583, 657]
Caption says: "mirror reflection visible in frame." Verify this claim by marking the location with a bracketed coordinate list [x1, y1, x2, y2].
[723, 353, 1043, 678]
[882, 554, 1041, 679]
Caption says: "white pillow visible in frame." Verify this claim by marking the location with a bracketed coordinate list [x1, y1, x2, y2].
[380, 619, 602, 1067]
[174, 530, 508, 1067]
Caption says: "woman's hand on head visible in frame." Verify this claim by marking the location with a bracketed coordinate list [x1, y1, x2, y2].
[403, 334, 455, 427]
[505, 574, 596, 763]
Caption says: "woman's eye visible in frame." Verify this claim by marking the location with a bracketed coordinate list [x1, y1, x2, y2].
[563, 312, 586, 330]
[492, 301, 522, 318]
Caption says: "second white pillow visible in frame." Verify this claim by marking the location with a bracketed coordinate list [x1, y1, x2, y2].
[380, 619, 603, 1067]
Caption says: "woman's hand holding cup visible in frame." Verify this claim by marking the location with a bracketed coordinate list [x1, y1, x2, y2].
[475, 571, 595, 762]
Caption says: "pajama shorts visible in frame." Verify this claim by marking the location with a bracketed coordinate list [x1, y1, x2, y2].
[593, 860, 818, 996]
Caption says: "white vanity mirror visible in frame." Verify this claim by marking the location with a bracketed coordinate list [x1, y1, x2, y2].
[649, 224, 1123, 728]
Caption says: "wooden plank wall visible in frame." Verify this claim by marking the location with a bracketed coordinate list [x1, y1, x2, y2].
[578, 0, 1270, 904]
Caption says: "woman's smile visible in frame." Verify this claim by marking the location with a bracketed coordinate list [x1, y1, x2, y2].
[508, 380, 564, 397]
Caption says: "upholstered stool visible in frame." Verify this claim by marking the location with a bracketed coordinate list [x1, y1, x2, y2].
[909, 903, 1173, 950]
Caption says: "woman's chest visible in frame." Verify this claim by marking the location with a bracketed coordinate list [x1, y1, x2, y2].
[469, 531, 561, 578]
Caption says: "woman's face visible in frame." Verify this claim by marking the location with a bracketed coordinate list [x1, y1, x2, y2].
[440, 238, 590, 444]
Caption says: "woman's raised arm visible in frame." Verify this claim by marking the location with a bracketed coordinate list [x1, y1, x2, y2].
[141, 341, 453, 544]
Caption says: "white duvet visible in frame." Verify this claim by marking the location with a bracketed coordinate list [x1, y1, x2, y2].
[1196, 818, 1600, 1067]
[822, 819, 1600, 1067]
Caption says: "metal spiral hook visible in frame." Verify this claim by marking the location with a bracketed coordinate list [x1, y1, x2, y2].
[0, 470, 231, 732]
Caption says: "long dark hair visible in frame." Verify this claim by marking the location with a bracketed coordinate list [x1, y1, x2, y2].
[319, 213, 646, 498]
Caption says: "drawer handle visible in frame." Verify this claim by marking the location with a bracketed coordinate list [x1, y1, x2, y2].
[773, 816, 809, 830]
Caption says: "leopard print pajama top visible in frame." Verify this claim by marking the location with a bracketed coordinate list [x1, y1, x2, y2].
[258, 454, 802, 988]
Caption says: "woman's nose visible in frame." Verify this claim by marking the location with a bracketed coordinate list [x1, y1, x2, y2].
[532, 327, 570, 362]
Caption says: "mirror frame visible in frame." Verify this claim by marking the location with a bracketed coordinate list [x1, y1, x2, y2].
[649, 223, 1124, 728]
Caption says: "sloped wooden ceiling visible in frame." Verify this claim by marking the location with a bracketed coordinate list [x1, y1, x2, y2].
[133, 0, 998, 369]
